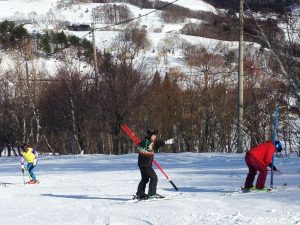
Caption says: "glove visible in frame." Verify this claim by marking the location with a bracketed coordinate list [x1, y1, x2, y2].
[21, 165, 25, 173]
[33, 158, 37, 166]
[165, 138, 174, 145]
[268, 163, 277, 171]
[154, 139, 166, 151]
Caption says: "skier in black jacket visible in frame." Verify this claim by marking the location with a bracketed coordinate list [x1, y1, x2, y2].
[135, 128, 166, 200]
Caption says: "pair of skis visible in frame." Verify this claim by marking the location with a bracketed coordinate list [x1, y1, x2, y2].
[121, 124, 179, 191]
[22, 168, 39, 185]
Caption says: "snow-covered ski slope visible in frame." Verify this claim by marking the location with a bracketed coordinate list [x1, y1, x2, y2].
[0, 153, 299, 225]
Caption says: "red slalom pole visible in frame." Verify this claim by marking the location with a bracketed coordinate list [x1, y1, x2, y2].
[121, 124, 140, 145]
[153, 159, 179, 191]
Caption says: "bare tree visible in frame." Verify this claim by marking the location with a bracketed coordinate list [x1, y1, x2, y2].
[97, 53, 150, 154]
[39, 66, 92, 154]
[112, 24, 150, 65]
[242, 2, 300, 152]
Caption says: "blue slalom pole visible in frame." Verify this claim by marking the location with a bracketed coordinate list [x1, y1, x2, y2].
[270, 107, 279, 189]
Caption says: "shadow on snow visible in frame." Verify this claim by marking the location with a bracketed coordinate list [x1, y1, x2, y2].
[163, 186, 234, 194]
[41, 193, 129, 201]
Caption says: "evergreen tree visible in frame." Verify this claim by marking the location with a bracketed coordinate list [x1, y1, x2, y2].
[11, 25, 29, 41]
[81, 38, 93, 60]
[69, 35, 81, 47]
[57, 31, 68, 46]
[41, 31, 51, 57]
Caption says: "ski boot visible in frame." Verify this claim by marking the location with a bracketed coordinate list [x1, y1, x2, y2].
[27, 180, 39, 184]
[255, 187, 271, 192]
[242, 186, 256, 193]
[148, 193, 165, 199]
[133, 193, 149, 200]
[26, 180, 33, 184]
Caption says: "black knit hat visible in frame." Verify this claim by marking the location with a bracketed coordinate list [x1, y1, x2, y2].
[21, 143, 28, 149]
[146, 129, 158, 137]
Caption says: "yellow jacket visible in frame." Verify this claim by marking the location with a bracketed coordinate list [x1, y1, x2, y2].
[20, 148, 37, 164]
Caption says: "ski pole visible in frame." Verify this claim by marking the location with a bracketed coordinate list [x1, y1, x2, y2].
[271, 106, 279, 189]
[153, 159, 179, 191]
[25, 168, 32, 180]
[22, 170, 25, 185]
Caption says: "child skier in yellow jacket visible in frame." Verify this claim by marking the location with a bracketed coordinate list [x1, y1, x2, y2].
[20, 143, 38, 184]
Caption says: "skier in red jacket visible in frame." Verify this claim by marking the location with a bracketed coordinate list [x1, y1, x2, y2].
[244, 140, 282, 191]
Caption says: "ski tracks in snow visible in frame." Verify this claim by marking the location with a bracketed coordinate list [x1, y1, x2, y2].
[123, 192, 300, 225]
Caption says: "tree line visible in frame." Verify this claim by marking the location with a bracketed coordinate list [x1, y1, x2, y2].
[0, 42, 296, 156]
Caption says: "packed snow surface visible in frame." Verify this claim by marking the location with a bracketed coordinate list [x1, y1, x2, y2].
[0, 153, 299, 225]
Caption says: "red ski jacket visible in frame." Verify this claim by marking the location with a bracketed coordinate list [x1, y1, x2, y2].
[247, 141, 275, 167]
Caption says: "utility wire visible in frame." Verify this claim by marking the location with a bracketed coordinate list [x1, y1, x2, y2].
[49, 0, 180, 56]
[95, 0, 179, 31]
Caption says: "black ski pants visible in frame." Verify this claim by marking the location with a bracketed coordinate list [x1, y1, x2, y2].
[137, 166, 158, 196]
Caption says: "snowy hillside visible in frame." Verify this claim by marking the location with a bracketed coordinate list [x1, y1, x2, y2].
[0, 0, 299, 76]
[0, 0, 236, 75]
[164, 0, 217, 12]
[1, 153, 299, 225]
